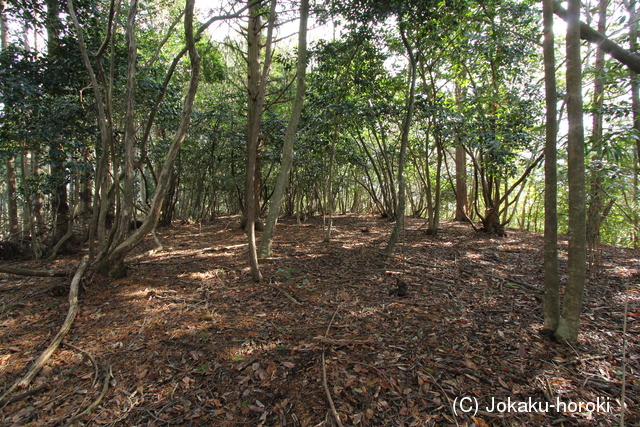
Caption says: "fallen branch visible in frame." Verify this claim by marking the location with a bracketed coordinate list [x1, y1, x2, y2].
[0, 265, 68, 277]
[0, 257, 89, 407]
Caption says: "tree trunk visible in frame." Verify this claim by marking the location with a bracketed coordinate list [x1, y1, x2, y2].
[555, 0, 587, 344]
[323, 119, 336, 242]
[542, 0, 560, 334]
[111, 0, 139, 249]
[46, 0, 69, 241]
[1, 1, 19, 243]
[258, 0, 309, 258]
[628, 0, 640, 250]
[585, 0, 607, 270]
[385, 23, 416, 255]
[454, 145, 469, 221]
[94, 0, 200, 278]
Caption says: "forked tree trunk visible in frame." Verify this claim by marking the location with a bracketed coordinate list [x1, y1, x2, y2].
[555, 0, 587, 344]
[258, 0, 309, 257]
[86, 0, 201, 278]
[542, 0, 560, 334]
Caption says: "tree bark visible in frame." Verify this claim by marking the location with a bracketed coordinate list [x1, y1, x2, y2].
[259, 0, 309, 258]
[542, 0, 560, 334]
[555, 0, 587, 344]
[46, 0, 69, 240]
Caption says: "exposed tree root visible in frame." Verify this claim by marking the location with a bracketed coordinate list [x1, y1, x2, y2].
[0, 265, 69, 277]
[0, 257, 89, 407]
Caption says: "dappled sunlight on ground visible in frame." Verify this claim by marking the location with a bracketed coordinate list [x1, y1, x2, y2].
[1, 215, 638, 425]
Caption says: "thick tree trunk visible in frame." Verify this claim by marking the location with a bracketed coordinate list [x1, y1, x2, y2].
[542, 0, 560, 335]
[555, 0, 587, 344]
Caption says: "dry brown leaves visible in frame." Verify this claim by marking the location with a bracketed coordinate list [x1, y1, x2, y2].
[1, 215, 638, 426]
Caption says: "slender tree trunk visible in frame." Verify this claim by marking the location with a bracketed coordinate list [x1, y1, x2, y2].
[244, 0, 276, 278]
[454, 145, 469, 221]
[556, 0, 587, 344]
[245, 2, 262, 279]
[1, 2, 19, 242]
[323, 119, 336, 242]
[20, 149, 41, 259]
[628, 0, 640, 249]
[554, 2, 640, 74]
[258, 0, 308, 257]
[111, 0, 138, 248]
[385, 23, 416, 255]
[46, 0, 69, 240]
[585, 0, 607, 270]
[542, 0, 560, 334]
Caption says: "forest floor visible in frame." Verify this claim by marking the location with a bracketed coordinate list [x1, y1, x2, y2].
[0, 215, 639, 427]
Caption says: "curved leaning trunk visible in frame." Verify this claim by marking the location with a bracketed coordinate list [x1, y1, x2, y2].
[96, 0, 201, 278]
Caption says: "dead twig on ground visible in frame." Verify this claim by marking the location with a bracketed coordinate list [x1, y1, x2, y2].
[62, 342, 100, 388]
[0, 257, 89, 407]
[244, 280, 301, 305]
[321, 351, 344, 427]
[320, 304, 345, 427]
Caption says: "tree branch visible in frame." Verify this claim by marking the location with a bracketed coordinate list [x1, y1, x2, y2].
[554, 1, 640, 73]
